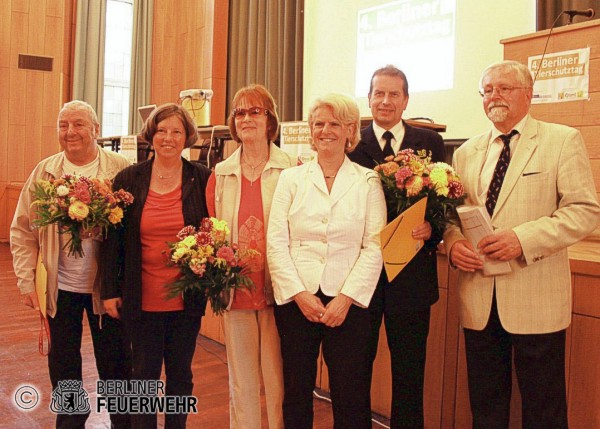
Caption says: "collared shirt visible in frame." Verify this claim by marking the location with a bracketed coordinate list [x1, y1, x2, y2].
[478, 114, 529, 199]
[372, 120, 406, 155]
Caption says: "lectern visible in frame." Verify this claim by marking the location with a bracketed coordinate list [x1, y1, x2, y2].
[501, 20, 599, 202]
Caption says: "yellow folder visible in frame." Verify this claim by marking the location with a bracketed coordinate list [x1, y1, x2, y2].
[35, 252, 47, 318]
[380, 196, 427, 282]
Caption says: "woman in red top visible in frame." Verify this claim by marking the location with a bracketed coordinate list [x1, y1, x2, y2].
[102, 103, 211, 429]
[205, 84, 295, 429]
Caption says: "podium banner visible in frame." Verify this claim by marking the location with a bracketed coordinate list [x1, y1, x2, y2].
[279, 122, 314, 164]
[528, 47, 590, 104]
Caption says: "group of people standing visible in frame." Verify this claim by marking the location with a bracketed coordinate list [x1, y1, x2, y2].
[11, 59, 600, 429]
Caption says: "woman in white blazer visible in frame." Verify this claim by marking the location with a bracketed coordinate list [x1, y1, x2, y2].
[267, 93, 387, 429]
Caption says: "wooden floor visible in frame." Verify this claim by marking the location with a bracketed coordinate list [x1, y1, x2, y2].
[0, 243, 384, 428]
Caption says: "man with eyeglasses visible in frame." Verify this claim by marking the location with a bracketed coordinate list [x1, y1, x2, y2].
[349, 64, 445, 428]
[443, 60, 600, 428]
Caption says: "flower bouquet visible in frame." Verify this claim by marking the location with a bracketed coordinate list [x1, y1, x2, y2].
[165, 217, 256, 315]
[31, 175, 134, 257]
[374, 149, 465, 236]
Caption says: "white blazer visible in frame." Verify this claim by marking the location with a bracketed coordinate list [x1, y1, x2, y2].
[443, 116, 600, 334]
[267, 156, 386, 307]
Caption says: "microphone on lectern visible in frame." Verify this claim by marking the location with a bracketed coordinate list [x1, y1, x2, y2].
[562, 9, 595, 24]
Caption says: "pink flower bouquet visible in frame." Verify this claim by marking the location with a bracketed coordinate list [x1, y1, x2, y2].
[32, 175, 134, 257]
[165, 218, 256, 315]
[374, 149, 465, 235]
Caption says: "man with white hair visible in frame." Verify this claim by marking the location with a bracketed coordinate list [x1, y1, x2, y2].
[444, 60, 600, 428]
[11, 100, 131, 428]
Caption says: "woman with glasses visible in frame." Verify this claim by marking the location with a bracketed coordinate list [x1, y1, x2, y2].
[267, 93, 387, 429]
[205, 84, 295, 429]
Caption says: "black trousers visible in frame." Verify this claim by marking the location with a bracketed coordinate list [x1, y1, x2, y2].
[47, 289, 131, 429]
[366, 283, 431, 429]
[463, 294, 568, 429]
[126, 310, 202, 429]
[274, 290, 372, 429]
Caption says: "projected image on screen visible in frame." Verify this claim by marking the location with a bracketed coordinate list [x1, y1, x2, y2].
[355, 0, 456, 97]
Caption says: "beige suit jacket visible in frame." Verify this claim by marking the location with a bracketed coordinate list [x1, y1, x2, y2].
[443, 116, 600, 334]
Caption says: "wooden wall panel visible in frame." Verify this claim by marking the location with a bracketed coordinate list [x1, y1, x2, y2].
[0, 1, 10, 69]
[0, 67, 8, 184]
[7, 125, 26, 185]
[573, 275, 600, 318]
[41, 126, 60, 160]
[28, 1, 45, 54]
[46, 0, 64, 17]
[212, 0, 228, 81]
[440, 258, 460, 428]
[580, 126, 600, 158]
[0, 185, 7, 243]
[568, 316, 600, 428]
[9, 14, 28, 127]
[502, 21, 600, 62]
[0, 0, 74, 242]
[203, 0, 215, 80]
[589, 58, 600, 90]
[61, 0, 75, 96]
[208, 77, 227, 124]
[12, 0, 29, 14]
[151, 0, 228, 126]
[42, 71, 60, 129]
[0, 185, 23, 248]
[24, 72, 45, 174]
[150, 1, 166, 103]
[424, 288, 447, 428]
[591, 159, 600, 195]
[529, 96, 600, 128]
[199, 304, 224, 344]
[44, 13, 66, 124]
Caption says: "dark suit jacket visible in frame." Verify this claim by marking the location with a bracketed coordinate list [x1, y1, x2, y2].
[101, 158, 211, 321]
[348, 121, 445, 313]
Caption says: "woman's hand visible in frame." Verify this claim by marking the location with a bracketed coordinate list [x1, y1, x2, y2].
[321, 294, 353, 328]
[103, 298, 123, 319]
[293, 291, 326, 323]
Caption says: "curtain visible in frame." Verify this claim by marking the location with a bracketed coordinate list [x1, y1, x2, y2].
[72, 0, 107, 122]
[537, 0, 598, 30]
[228, 0, 304, 122]
[128, 0, 154, 135]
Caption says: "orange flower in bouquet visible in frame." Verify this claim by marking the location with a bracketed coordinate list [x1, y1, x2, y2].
[31, 175, 134, 257]
[374, 149, 465, 235]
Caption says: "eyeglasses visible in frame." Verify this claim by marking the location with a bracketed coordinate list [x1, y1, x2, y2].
[232, 107, 270, 119]
[479, 86, 529, 98]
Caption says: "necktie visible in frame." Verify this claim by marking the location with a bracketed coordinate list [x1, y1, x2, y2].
[485, 130, 519, 216]
[382, 131, 395, 157]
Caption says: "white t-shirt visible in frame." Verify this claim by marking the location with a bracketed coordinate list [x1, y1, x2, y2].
[57, 152, 101, 294]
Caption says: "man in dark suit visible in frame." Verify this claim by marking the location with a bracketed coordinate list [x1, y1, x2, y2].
[349, 65, 445, 428]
